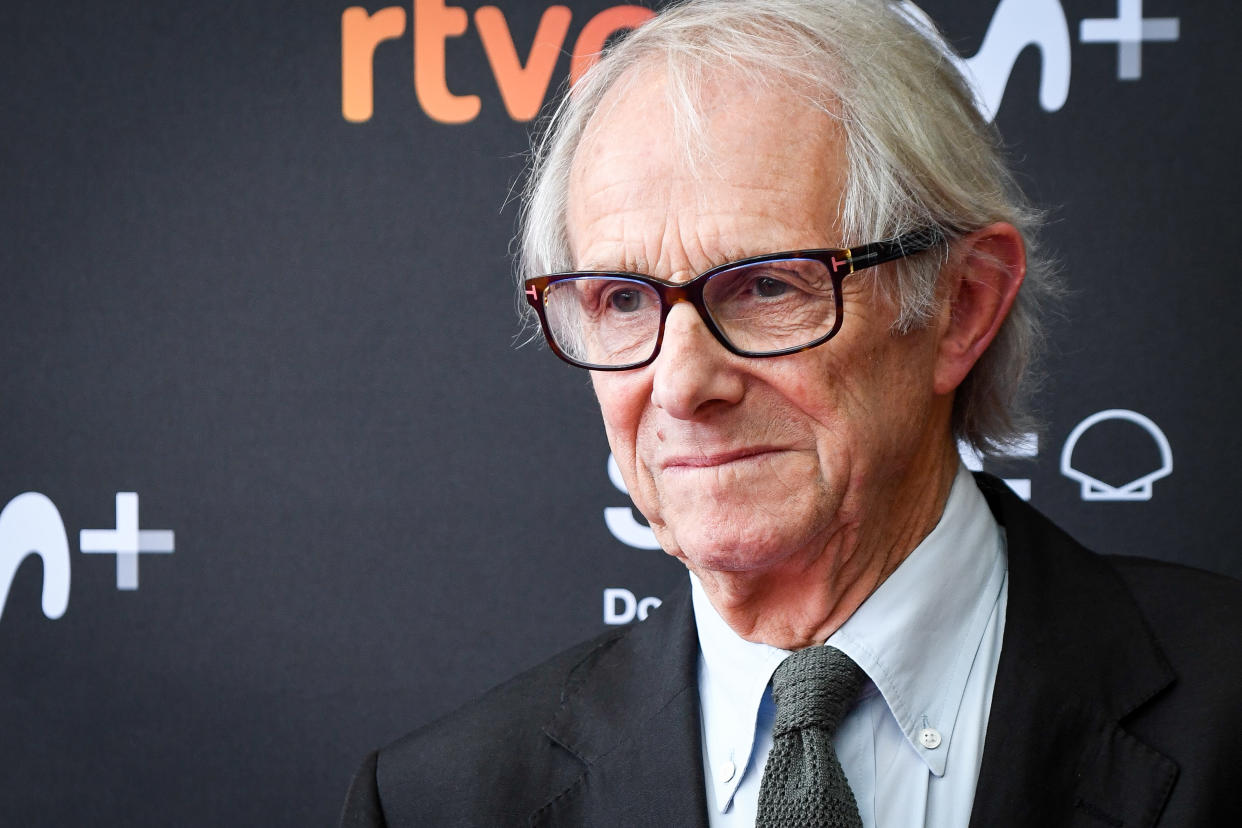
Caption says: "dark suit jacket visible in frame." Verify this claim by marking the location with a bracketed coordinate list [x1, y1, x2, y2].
[341, 475, 1242, 827]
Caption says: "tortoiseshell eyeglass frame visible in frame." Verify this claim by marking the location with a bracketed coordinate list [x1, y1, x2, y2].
[523, 227, 944, 371]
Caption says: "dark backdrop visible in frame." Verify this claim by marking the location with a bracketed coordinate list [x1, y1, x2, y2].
[2, 1, 1239, 825]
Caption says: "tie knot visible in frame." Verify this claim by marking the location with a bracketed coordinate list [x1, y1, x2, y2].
[770, 645, 863, 737]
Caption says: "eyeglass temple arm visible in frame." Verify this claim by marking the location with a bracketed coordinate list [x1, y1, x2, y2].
[849, 228, 944, 271]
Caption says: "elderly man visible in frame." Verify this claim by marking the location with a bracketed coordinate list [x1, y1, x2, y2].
[341, 1, 1241, 825]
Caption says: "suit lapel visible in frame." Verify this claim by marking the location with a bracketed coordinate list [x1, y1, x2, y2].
[970, 475, 1178, 828]
[526, 477, 1183, 827]
[533, 584, 709, 827]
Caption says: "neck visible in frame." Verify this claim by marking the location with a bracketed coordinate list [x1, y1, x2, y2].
[692, 437, 960, 649]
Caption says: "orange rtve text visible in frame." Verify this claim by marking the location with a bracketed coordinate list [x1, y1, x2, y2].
[341, 2, 654, 123]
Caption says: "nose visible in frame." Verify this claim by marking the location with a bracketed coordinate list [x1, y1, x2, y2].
[650, 302, 745, 419]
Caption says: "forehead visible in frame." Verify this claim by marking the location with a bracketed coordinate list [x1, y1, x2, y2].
[567, 66, 848, 275]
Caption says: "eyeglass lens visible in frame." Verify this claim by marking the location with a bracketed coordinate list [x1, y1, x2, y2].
[542, 257, 839, 368]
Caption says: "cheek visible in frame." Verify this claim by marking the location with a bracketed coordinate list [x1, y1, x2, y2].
[844, 336, 941, 461]
[771, 351, 854, 436]
[777, 333, 925, 460]
[591, 372, 651, 467]
[592, 374, 670, 530]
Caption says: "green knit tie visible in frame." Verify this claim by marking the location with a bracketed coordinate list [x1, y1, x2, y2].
[755, 645, 865, 828]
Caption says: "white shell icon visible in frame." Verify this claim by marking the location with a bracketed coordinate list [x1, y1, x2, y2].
[1060, 410, 1173, 501]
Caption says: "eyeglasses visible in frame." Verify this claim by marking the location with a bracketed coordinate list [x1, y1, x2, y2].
[524, 228, 942, 370]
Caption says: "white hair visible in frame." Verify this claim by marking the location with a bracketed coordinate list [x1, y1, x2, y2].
[517, 0, 1058, 454]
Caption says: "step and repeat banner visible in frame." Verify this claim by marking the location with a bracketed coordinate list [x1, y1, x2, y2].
[2, 1, 1239, 824]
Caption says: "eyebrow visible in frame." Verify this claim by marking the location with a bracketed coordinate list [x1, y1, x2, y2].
[574, 247, 793, 278]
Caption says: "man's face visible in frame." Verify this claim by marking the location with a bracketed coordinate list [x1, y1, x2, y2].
[567, 70, 951, 578]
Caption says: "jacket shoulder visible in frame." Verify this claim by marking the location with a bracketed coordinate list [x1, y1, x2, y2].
[1108, 556, 1242, 822]
[372, 626, 629, 826]
[1105, 554, 1242, 705]
[970, 473, 1242, 826]
[1106, 552, 1242, 621]
[341, 582, 701, 828]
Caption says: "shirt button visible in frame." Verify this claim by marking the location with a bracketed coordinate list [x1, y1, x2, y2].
[919, 728, 942, 749]
[718, 759, 737, 783]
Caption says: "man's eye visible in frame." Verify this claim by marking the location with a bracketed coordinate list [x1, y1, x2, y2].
[607, 289, 644, 312]
[753, 276, 791, 298]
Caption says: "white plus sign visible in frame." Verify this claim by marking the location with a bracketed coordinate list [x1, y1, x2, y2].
[80, 493, 175, 590]
[1081, 0, 1179, 80]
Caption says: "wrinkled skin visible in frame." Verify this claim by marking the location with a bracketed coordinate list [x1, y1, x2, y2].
[568, 69, 1024, 647]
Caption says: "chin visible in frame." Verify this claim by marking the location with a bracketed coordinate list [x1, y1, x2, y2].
[667, 522, 805, 575]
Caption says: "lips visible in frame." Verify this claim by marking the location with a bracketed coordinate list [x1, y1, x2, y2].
[661, 447, 786, 470]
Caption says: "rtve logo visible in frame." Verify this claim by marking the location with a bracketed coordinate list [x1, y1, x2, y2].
[341, 1, 1181, 125]
[341, 2, 653, 122]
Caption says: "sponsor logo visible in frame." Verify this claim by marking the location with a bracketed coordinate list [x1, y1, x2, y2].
[1080, 0, 1179, 80]
[343, 1, 1181, 124]
[900, 0, 1070, 122]
[958, 434, 1039, 501]
[341, 2, 653, 122]
[1061, 409, 1173, 501]
[603, 587, 661, 625]
[0, 492, 175, 624]
[80, 493, 176, 590]
[0, 493, 71, 622]
[603, 452, 659, 550]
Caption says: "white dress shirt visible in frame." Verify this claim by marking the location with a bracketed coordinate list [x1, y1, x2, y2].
[692, 465, 1008, 828]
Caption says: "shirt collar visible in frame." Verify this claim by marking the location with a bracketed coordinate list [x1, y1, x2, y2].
[827, 464, 1006, 775]
[692, 464, 1006, 792]
[691, 571, 786, 808]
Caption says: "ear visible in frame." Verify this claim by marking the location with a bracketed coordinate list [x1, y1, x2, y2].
[932, 222, 1026, 396]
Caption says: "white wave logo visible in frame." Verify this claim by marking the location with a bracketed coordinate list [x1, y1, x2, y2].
[0, 493, 71, 621]
[900, 0, 1071, 121]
